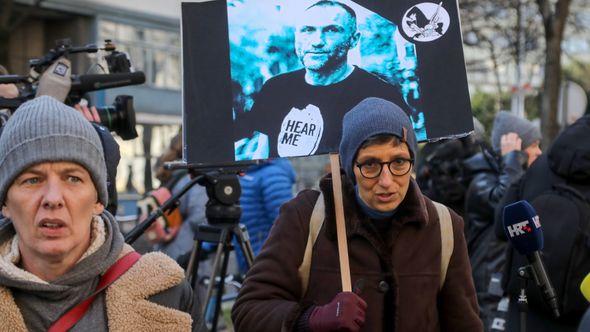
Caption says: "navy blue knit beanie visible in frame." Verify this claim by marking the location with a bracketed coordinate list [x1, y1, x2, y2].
[339, 97, 417, 179]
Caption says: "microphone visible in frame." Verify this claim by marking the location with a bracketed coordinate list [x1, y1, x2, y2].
[70, 72, 146, 93]
[35, 56, 71, 102]
[581, 273, 590, 303]
[503, 200, 560, 318]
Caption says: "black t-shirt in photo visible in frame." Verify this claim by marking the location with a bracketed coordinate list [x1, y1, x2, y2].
[235, 66, 409, 158]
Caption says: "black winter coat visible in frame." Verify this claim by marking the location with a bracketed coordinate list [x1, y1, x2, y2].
[464, 150, 527, 288]
[463, 149, 527, 328]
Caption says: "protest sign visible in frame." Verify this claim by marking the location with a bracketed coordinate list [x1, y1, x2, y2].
[182, 0, 473, 165]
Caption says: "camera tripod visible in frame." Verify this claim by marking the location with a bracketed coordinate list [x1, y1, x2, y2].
[125, 168, 255, 332]
[184, 173, 254, 331]
[186, 222, 254, 331]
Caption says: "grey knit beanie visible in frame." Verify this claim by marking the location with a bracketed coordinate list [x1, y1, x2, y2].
[0, 96, 107, 205]
[339, 97, 417, 179]
[491, 111, 541, 152]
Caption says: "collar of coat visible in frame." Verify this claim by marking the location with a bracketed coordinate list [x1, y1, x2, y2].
[319, 172, 429, 242]
[0, 244, 192, 331]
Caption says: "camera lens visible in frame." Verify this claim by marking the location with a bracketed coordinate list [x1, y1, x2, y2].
[96, 95, 138, 140]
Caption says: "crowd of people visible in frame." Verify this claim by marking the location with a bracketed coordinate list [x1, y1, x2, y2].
[1, 87, 590, 331]
[1, 1, 590, 331]
[417, 111, 590, 332]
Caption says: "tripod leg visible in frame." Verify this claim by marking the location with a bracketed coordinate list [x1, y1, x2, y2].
[186, 238, 203, 288]
[235, 224, 256, 270]
[211, 231, 232, 332]
[186, 239, 207, 331]
[203, 237, 226, 320]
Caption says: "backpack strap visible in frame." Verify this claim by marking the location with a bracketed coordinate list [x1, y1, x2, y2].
[298, 192, 325, 297]
[297, 195, 454, 295]
[47, 251, 142, 332]
[433, 201, 454, 290]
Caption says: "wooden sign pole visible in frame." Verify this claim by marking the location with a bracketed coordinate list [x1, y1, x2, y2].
[329, 153, 352, 292]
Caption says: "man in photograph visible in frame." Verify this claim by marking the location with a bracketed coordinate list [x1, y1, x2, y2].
[236, 0, 409, 159]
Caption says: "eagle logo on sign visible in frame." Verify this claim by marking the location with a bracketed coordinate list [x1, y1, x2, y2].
[402, 2, 450, 42]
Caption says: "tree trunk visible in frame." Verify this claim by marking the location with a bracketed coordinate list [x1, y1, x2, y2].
[537, 0, 571, 148]
[488, 40, 504, 111]
[540, 37, 562, 148]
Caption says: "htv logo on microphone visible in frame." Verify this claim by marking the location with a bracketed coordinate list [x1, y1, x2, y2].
[507, 220, 533, 238]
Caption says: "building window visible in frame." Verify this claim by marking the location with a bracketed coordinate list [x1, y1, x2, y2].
[98, 20, 181, 90]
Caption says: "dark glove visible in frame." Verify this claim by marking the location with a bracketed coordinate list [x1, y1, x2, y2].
[308, 292, 367, 332]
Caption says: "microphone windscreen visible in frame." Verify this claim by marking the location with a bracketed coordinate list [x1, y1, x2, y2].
[35, 57, 71, 102]
[581, 273, 590, 303]
[503, 200, 543, 255]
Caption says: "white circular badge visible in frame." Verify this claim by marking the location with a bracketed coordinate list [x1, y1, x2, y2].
[277, 104, 324, 157]
[402, 2, 450, 42]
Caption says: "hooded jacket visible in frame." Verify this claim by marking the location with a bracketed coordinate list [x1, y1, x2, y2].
[0, 212, 195, 331]
[232, 173, 482, 332]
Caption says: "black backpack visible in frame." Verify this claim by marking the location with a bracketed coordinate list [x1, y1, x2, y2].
[507, 180, 590, 319]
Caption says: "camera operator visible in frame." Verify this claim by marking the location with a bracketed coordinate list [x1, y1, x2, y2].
[0, 96, 203, 331]
[0, 65, 19, 127]
[74, 102, 101, 123]
[73, 102, 121, 215]
[0, 65, 18, 99]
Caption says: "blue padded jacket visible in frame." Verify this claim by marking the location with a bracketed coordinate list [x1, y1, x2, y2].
[234, 159, 296, 272]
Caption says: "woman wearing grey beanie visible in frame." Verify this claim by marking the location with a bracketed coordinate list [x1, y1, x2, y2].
[233, 97, 482, 332]
[0, 96, 202, 331]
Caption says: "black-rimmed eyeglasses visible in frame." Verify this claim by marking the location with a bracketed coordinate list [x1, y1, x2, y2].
[355, 158, 414, 179]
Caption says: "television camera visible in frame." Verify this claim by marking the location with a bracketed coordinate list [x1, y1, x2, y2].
[0, 39, 144, 140]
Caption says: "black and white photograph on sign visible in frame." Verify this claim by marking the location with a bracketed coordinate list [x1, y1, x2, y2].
[181, 0, 472, 165]
[231, 0, 427, 161]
